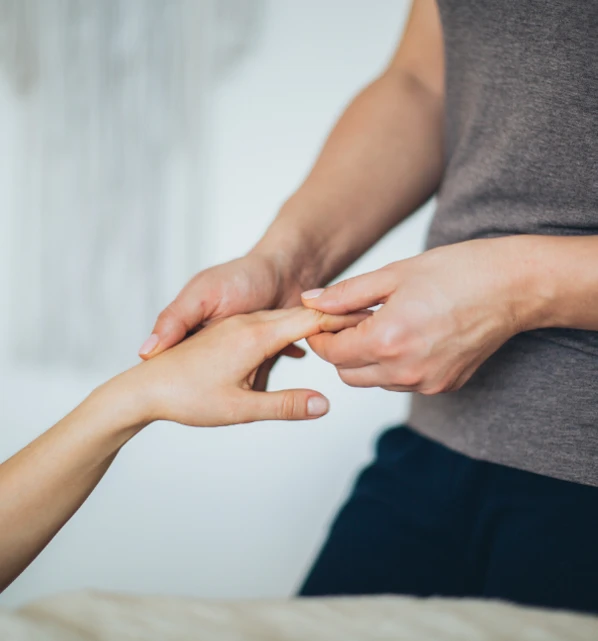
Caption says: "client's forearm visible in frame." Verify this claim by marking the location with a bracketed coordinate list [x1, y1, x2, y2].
[0, 306, 364, 591]
[0, 374, 146, 591]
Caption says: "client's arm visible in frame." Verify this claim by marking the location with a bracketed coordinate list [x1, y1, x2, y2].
[0, 308, 358, 592]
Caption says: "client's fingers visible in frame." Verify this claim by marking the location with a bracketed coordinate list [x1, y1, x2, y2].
[251, 307, 369, 361]
[239, 389, 330, 422]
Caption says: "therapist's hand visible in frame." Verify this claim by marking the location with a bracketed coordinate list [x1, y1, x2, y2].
[302, 238, 539, 394]
[139, 253, 309, 390]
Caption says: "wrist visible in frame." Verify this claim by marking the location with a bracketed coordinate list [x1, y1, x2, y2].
[88, 369, 153, 444]
[496, 235, 558, 332]
[249, 199, 329, 293]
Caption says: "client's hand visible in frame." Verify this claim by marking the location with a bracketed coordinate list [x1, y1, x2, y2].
[113, 307, 364, 427]
[0, 307, 361, 593]
[140, 254, 312, 393]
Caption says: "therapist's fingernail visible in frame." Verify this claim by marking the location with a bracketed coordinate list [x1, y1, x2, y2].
[307, 396, 330, 416]
[139, 334, 159, 356]
[302, 288, 325, 300]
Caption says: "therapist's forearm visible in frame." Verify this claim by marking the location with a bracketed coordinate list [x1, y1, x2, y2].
[0, 375, 147, 591]
[250, 67, 444, 291]
[513, 235, 598, 332]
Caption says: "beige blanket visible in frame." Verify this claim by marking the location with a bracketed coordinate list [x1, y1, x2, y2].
[0, 591, 596, 641]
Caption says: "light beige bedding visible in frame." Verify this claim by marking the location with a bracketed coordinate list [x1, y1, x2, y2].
[0, 590, 596, 641]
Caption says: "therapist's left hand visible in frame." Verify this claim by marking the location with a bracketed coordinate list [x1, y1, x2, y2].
[301, 237, 540, 394]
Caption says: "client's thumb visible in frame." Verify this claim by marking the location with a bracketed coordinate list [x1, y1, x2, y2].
[242, 390, 330, 422]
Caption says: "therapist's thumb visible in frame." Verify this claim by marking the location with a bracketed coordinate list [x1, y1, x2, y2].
[140, 299, 191, 359]
[241, 390, 330, 422]
[301, 269, 394, 315]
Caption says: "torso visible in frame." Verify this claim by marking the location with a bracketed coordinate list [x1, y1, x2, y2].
[409, 0, 598, 486]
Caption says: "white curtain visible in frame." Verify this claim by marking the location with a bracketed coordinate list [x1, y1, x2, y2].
[0, 0, 263, 370]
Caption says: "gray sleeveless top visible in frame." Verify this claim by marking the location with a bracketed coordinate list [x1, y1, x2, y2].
[408, 0, 598, 485]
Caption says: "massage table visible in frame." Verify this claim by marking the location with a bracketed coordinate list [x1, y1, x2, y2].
[0, 590, 596, 640]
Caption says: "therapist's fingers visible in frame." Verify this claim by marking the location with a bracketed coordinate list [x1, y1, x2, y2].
[336, 365, 408, 390]
[307, 331, 374, 368]
[307, 315, 378, 367]
[140, 274, 218, 359]
[301, 268, 395, 315]
[140, 298, 192, 359]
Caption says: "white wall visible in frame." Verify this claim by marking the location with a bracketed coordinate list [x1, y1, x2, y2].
[0, 0, 432, 607]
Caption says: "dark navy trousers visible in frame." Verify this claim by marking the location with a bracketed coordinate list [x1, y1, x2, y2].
[299, 426, 598, 614]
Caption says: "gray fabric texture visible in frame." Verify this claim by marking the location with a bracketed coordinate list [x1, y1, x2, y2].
[408, 0, 598, 486]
